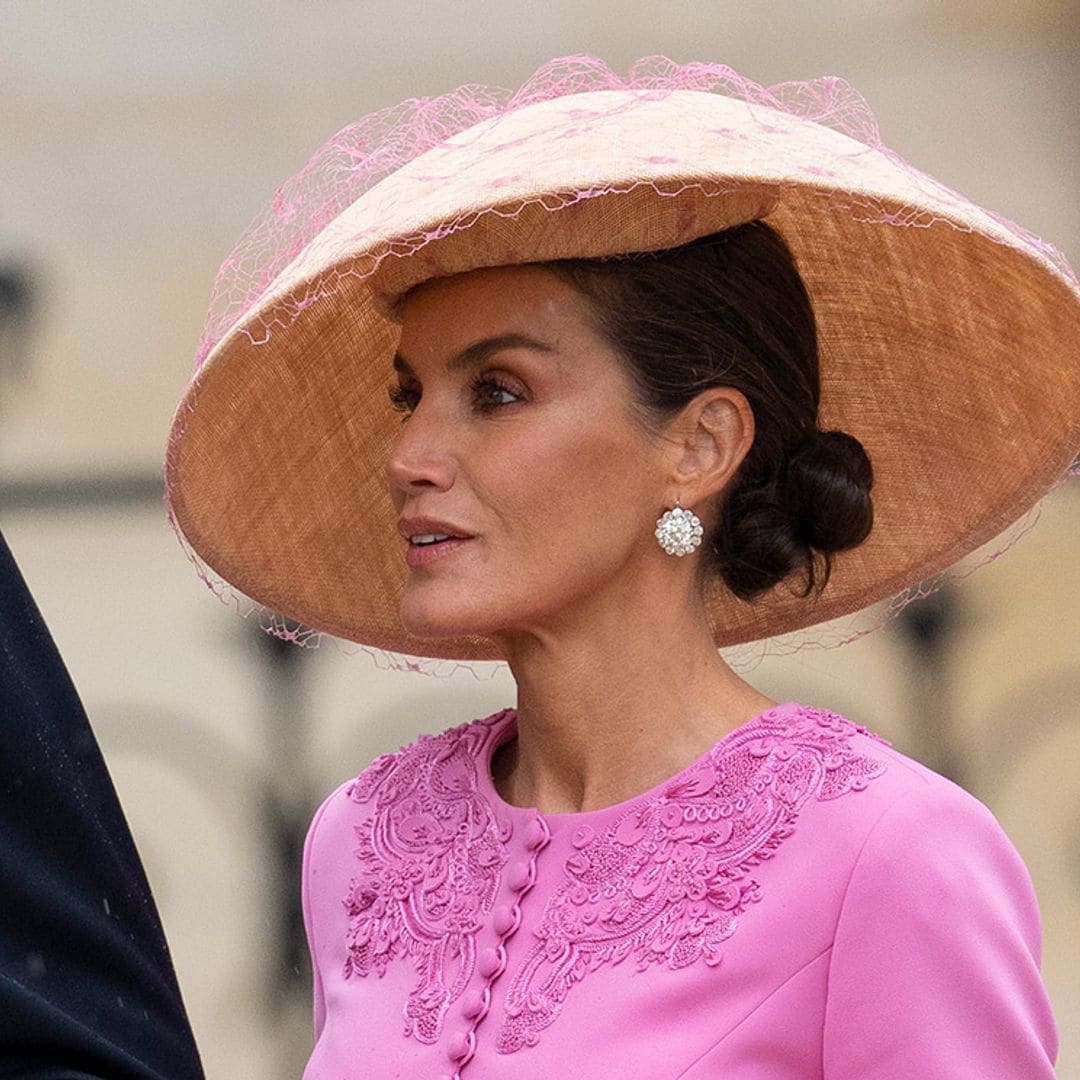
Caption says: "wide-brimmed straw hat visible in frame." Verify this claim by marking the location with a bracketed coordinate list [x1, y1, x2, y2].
[165, 55, 1080, 669]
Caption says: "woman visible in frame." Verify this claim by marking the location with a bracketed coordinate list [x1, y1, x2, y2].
[166, 57, 1079, 1077]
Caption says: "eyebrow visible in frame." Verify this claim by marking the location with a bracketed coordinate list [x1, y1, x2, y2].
[392, 332, 557, 376]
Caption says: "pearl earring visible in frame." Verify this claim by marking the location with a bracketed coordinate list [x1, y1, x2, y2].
[655, 498, 704, 556]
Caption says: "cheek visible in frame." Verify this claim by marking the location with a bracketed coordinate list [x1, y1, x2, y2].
[484, 414, 656, 558]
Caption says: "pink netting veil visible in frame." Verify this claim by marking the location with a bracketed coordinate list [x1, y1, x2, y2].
[165, 55, 1080, 677]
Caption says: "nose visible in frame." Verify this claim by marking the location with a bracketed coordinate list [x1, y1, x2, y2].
[384, 406, 456, 498]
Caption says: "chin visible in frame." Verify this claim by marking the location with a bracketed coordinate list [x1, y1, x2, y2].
[399, 587, 504, 643]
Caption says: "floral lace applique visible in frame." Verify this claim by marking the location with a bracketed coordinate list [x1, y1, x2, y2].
[495, 706, 887, 1053]
[342, 711, 512, 1044]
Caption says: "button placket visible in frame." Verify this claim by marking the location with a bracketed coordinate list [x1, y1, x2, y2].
[446, 810, 551, 1077]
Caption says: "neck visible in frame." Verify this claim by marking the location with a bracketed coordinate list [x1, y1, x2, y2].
[492, 578, 776, 815]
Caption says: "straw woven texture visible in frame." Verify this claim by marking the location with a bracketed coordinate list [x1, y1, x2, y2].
[166, 80, 1080, 662]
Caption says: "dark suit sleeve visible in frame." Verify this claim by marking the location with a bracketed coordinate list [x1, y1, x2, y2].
[0, 529, 204, 1079]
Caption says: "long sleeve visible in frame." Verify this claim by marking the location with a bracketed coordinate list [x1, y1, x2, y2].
[822, 777, 1057, 1079]
[302, 781, 351, 1046]
[0, 529, 204, 1079]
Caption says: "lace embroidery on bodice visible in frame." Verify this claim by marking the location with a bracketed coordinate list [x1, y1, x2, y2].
[494, 706, 887, 1053]
[343, 714, 511, 1043]
[340, 705, 887, 1055]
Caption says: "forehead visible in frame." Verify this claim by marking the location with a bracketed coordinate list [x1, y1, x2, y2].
[395, 263, 601, 370]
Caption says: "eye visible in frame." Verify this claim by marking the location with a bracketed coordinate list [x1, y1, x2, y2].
[471, 374, 524, 411]
[387, 382, 419, 419]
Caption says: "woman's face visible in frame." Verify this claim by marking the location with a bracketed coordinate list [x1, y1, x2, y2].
[385, 263, 674, 647]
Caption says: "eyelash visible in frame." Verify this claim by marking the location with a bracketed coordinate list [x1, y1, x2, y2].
[387, 374, 523, 418]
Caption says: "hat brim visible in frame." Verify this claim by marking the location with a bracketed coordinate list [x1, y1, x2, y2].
[166, 87, 1080, 659]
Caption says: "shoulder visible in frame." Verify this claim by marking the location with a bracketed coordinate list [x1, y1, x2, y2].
[835, 734, 1043, 945]
[729, 701, 980, 826]
[811, 711, 1058, 1075]
[794, 704, 1048, 989]
[304, 707, 514, 849]
[748, 703, 1039, 926]
[841, 714, 1025, 878]
[771, 702, 1010, 842]
[301, 708, 515, 952]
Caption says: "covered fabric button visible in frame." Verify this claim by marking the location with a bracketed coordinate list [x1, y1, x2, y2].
[478, 946, 503, 978]
[462, 987, 486, 1019]
[447, 1030, 471, 1062]
[506, 861, 531, 892]
[524, 816, 548, 850]
[492, 904, 516, 936]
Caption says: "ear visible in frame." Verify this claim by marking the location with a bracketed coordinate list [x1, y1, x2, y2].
[667, 387, 755, 507]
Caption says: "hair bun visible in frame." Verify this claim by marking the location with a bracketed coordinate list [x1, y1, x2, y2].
[785, 429, 874, 553]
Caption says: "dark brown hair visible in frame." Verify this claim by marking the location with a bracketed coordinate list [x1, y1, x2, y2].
[547, 220, 873, 601]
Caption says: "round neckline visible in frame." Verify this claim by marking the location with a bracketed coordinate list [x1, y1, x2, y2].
[478, 700, 801, 823]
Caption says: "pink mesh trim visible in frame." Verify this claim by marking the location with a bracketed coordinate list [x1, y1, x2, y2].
[168, 54, 1080, 674]
[191, 54, 1076, 370]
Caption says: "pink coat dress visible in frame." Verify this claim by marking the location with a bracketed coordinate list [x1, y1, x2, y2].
[301, 701, 1058, 1078]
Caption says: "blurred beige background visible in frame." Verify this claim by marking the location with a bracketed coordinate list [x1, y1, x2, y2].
[2, 2, 1079, 1077]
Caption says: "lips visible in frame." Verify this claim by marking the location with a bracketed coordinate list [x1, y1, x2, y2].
[401, 524, 473, 574]
[397, 517, 475, 569]
[397, 516, 474, 544]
